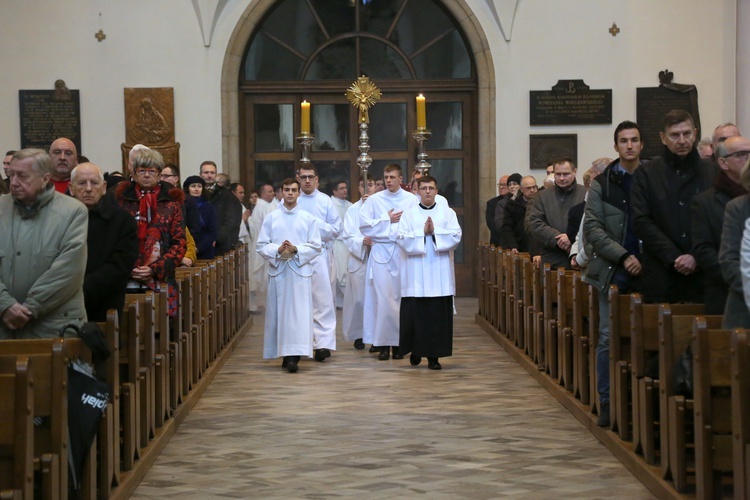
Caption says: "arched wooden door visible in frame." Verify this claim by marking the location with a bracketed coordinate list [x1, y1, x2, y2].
[239, 0, 477, 295]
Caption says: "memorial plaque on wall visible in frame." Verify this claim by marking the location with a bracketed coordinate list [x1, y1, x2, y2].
[530, 80, 612, 125]
[637, 84, 701, 159]
[530, 134, 577, 170]
[19, 80, 81, 152]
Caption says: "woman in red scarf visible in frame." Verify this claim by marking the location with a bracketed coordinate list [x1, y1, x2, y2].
[113, 148, 186, 316]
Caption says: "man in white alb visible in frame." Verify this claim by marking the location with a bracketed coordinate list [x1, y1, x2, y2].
[359, 163, 417, 360]
[342, 176, 376, 349]
[296, 165, 341, 361]
[257, 178, 321, 373]
[330, 180, 352, 308]
[247, 183, 277, 312]
[396, 175, 462, 370]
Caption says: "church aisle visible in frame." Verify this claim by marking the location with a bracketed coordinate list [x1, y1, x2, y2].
[131, 298, 653, 499]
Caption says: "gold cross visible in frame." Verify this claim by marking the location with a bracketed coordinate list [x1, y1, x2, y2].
[609, 23, 620, 37]
[95, 29, 106, 42]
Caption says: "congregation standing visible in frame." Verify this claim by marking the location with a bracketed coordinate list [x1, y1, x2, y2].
[485, 109, 750, 428]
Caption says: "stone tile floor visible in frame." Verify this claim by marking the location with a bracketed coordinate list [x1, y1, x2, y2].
[131, 298, 654, 499]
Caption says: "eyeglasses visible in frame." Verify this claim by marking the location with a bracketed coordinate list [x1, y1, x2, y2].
[497, 183, 507, 187]
[135, 168, 160, 176]
[723, 150, 750, 160]
[162, 174, 178, 178]
[298, 175, 316, 181]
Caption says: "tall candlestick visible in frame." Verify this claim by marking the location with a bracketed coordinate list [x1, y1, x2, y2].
[301, 101, 311, 135]
[416, 94, 426, 130]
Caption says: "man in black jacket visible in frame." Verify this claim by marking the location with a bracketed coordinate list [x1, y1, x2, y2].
[485, 175, 508, 246]
[631, 110, 717, 303]
[500, 175, 538, 255]
[70, 163, 138, 321]
[691, 135, 749, 313]
[200, 160, 241, 256]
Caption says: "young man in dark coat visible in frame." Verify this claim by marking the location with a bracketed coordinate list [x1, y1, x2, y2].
[69, 163, 139, 322]
[631, 109, 717, 304]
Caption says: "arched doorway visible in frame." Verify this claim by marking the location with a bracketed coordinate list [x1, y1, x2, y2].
[221, 0, 496, 296]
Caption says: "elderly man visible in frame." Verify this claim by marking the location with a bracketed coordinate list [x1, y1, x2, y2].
[486, 175, 509, 246]
[525, 158, 585, 269]
[114, 149, 186, 316]
[0, 149, 88, 339]
[632, 109, 716, 303]
[500, 175, 539, 254]
[691, 135, 750, 313]
[49, 137, 78, 193]
[70, 163, 138, 321]
[711, 122, 740, 160]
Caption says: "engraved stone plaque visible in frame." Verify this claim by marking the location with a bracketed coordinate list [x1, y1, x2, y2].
[19, 81, 81, 152]
[636, 86, 701, 159]
[530, 80, 612, 126]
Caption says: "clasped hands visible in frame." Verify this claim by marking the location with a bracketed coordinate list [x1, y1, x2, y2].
[1, 303, 33, 330]
[279, 240, 297, 259]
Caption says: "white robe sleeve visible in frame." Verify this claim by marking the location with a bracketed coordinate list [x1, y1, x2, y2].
[432, 208, 462, 252]
[294, 218, 323, 266]
[257, 216, 282, 268]
[343, 210, 366, 262]
[359, 200, 393, 243]
[316, 201, 342, 243]
[741, 218, 750, 310]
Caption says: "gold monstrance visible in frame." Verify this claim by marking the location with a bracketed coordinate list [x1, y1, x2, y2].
[346, 76, 381, 183]
[346, 76, 381, 124]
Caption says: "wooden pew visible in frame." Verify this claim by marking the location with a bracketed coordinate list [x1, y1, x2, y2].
[119, 300, 142, 471]
[515, 254, 532, 354]
[96, 310, 121, 497]
[478, 243, 488, 320]
[630, 297, 704, 465]
[556, 268, 576, 390]
[586, 285, 600, 411]
[693, 323, 733, 499]
[529, 262, 544, 366]
[570, 273, 592, 403]
[491, 247, 502, 332]
[608, 285, 632, 439]
[125, 294, 156, 450]
[0, 356, 33, 500]
[660, 313, 722, 489]
[731, 328, 750, 500]
[541, 264, 557, 376]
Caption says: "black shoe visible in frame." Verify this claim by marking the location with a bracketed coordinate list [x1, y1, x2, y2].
[354, 338, 365, 350]
[427, 358, 442, 370]
[314, 349, 331, 362]
[597, 402, 610, 427]
[287, 356, 299, 373]
[369, 345, 382, 353]
[392, 346, 404, 360]
[281, 357, 289, 368]
[410, 354, 422, 366]
[378, 346, 390, 360]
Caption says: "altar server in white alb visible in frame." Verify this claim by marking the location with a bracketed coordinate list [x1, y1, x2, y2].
[359, 163, 417, 360]
[257, 178, 322, 373]
[396, 175, 462, 370]
[248, 183, 277, 313]
[296, 165, 342, 361]
[330, 179, 352, 308]
[342, 176, 376, 349]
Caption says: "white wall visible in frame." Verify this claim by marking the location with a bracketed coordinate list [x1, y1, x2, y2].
[0, 0, 738, 181]
[469, 0, 736, 182]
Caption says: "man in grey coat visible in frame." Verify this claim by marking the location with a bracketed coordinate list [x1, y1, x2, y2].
[0, 148, 88, 339]
[525, 157, 585, 269]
